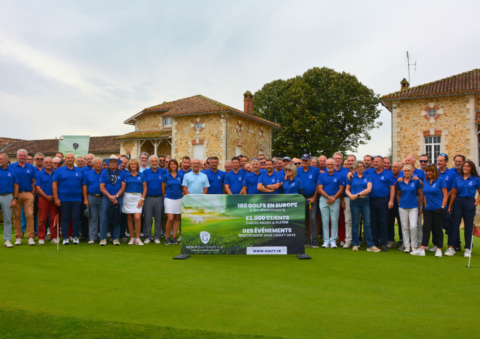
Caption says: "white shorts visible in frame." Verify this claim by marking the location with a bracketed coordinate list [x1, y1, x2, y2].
[164, 197, 182, 214]
[122, 192, 143, 214]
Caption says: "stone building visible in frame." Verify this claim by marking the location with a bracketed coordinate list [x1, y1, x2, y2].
[381, 69, 480, 167]
[115, 92, 280, 169]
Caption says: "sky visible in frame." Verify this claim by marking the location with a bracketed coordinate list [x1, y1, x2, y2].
[1, 0, 479, 158]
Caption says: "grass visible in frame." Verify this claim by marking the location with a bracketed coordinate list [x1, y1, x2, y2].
[1, 225, 480, 338]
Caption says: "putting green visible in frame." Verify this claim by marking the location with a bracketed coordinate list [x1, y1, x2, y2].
[1, 226, 479, 338]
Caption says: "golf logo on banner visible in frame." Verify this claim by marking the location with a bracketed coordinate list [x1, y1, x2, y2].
[181, 194, 305, 255]
[59, 135, 90, 159]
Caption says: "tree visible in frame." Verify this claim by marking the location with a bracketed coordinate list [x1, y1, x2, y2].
[253, 67, 382, 157]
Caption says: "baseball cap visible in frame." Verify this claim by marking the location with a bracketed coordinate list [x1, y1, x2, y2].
[283, 156, 292, 161]
[301, 154, 311, 160]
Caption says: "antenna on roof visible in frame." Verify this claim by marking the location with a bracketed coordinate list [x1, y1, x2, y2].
[406, 51, 417, 85]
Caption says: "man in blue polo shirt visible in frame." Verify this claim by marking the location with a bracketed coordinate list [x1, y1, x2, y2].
[318, 158, 345, 249]
[9, 149, 36, 246]
[296, 154, 319, 247]
[0, 152, 18, 248]
[79, 154, 94, 242]
[178, 156, 192, 178]
[99, 155, 126, 246]
[182, 159, 210, 195]
[53, 153, 84, 245]
[203, 156, 225, 194]
[365, 156, 395, 251]
[82, 157, 104, 244]
[35, 157, 57, 245]
[241, 159, 262, 194]
[334, 152, 352, 248]
[143, 156, 165, 244]
[257, 159, 281, 194]
[225, 157, 244, 194]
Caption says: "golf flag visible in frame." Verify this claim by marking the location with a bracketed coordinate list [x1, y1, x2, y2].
[59, 135, 90, 159]
[473, 225, 480, 238]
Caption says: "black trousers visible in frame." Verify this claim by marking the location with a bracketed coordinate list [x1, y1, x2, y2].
[387, 205, 402, 242]
[422, 208, 445, 248]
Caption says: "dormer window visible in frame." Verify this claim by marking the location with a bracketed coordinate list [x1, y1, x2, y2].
[164, 118, 172, 127]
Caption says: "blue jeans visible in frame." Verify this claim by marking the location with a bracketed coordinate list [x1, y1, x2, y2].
[351, 197, 374, 247]
[60, 201, 81, 239]
[101, 196, 123, 241]
[370, 197, 389, 247]
[87, 195, 103, 241]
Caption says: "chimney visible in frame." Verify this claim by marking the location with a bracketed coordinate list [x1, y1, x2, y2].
[400, 78, 409, 90]
[243, 91, 253, 114]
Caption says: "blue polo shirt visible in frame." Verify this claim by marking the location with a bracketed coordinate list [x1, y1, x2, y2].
[423, 178, 446, 210]
[391, 173, 401, 205]
[204, 169, 225, 194]
[225, 169, 244, 194]
[125, 172, 145, 193]
[243, 172, 261, 194]
[258, 171, 281, 194]
[35, 166, 44, 174]
[397, 179, 422, 209]
[439, 168, 457, 192]
[81, 165, 94, 176]
[0, 166, 18, 194]
[52, 166, 84, 202]
[82, 169, 104, 195]
[452, 175, 480, 198]
[100, 169, 126, 196]
[365, 168, 396, 199]
[318, 170, 345, 196]
[283, 177, 304, 194]
[178, 168, 192, 177]
[399, 167, 426, 182]
[182, 171, 210, 194]
[162, 172, 183, 200]
[336, 167, 350, 197]
[35, 169, 55, 196]
[296, 166, 319, 196]
[143, 167, 165, 196]
[8, 162, 36, 192]
[347, 172, 371, 195]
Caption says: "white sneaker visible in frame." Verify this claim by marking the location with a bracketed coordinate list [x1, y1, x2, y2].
[410, 248, 425, 256]
[177, 236, 181, 241]
[113, 239, 120, 246]
[404, 247, 411, 253]
[154, 239, 161, 244]
[464, 249, 471, 258]
[135, 238, 144, 246]
[343, 241, 351, 249]
[435, 249, 443, 257]
[15, 238, 22, 246]
[412, 247, 418, 252]
[72, 237, 79, 245]
[425, 246, 429, 251]
[88, 240, 95, 245]
[428, 245, 438, 252]
[140, 233, 144, 237]
[144, 239, 151, 244]
[100, 239, 107, 246]
[128, 238, 135, 245]
[28, 238, 35, 246]
[38, 239, 45, 245]
[339, 241, 345, 246]
[69, 237, 73, 242]
[47, 229, 51, 235]
[444, 248, 455, 256]
[63, 239, 69, 245]
[321, 241, 330, 248]
[51, 238, 59, 244]
[330, 241, 337, 249]
[4, 240, 13, 248]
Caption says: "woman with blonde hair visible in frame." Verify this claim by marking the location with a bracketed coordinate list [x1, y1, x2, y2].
[162, 159, 183, 245]
[123, 159, 147, 245]
[282, 164, 304, 195]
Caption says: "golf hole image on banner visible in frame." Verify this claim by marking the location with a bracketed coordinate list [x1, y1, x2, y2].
[181, 194, 305, 255]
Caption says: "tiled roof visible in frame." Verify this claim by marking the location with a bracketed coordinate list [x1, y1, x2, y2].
[1, 136, 120, 156]
[0, 137, 25, 152]
[114, 130, 172, 140]
[382, 69, 480, 100]
[124, 95, 280, 128]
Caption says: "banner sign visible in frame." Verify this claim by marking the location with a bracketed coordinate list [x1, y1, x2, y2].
[181, 194, 305, 255]
[58, 135, 90, 159]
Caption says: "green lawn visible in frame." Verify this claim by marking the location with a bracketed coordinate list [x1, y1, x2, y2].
[1, 225, 479, 338]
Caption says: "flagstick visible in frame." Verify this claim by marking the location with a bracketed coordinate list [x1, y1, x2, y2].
[467, 226, 475, 268]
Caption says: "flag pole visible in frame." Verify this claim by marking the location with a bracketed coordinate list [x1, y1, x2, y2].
[467, 225, 475, 268]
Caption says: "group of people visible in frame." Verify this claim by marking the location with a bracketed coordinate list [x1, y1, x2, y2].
[1, 149, 478, 258]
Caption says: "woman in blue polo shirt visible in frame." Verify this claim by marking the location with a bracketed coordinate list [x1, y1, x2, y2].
[396, 164, 423, 253]
[283, 164, 304, 195]
[411, 164, 447, 257]
[447, 160, 480, 258]
[162, 159, 183, 245]
[345, 160, 378, 252]
[123, 159, 147, 245]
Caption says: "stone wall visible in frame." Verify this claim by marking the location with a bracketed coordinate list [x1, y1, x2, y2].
[137, 112, 162, 131]
[390, 94, 478, 167]
[226, 116, 272, 161]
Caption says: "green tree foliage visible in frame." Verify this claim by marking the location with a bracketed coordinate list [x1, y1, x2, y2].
[253, 67, 382, 157]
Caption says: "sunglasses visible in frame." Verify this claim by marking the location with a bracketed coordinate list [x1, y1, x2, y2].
[285, 169, 292, 172]
[294, 162, 301, 165]
[419, 160, 428, 163]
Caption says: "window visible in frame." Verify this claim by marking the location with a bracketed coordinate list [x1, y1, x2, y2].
[427, 109, 437, 118]
[235, 146, 243, 156]
[425, 136, 441, 164]
[164, 118, 172, 126]
[193, 144, 204, 160]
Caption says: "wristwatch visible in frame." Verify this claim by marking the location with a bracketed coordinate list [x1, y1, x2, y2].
[116, 195, 119, 198]
[14, 197, 18, 200]
[141, 198, 145, 201]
